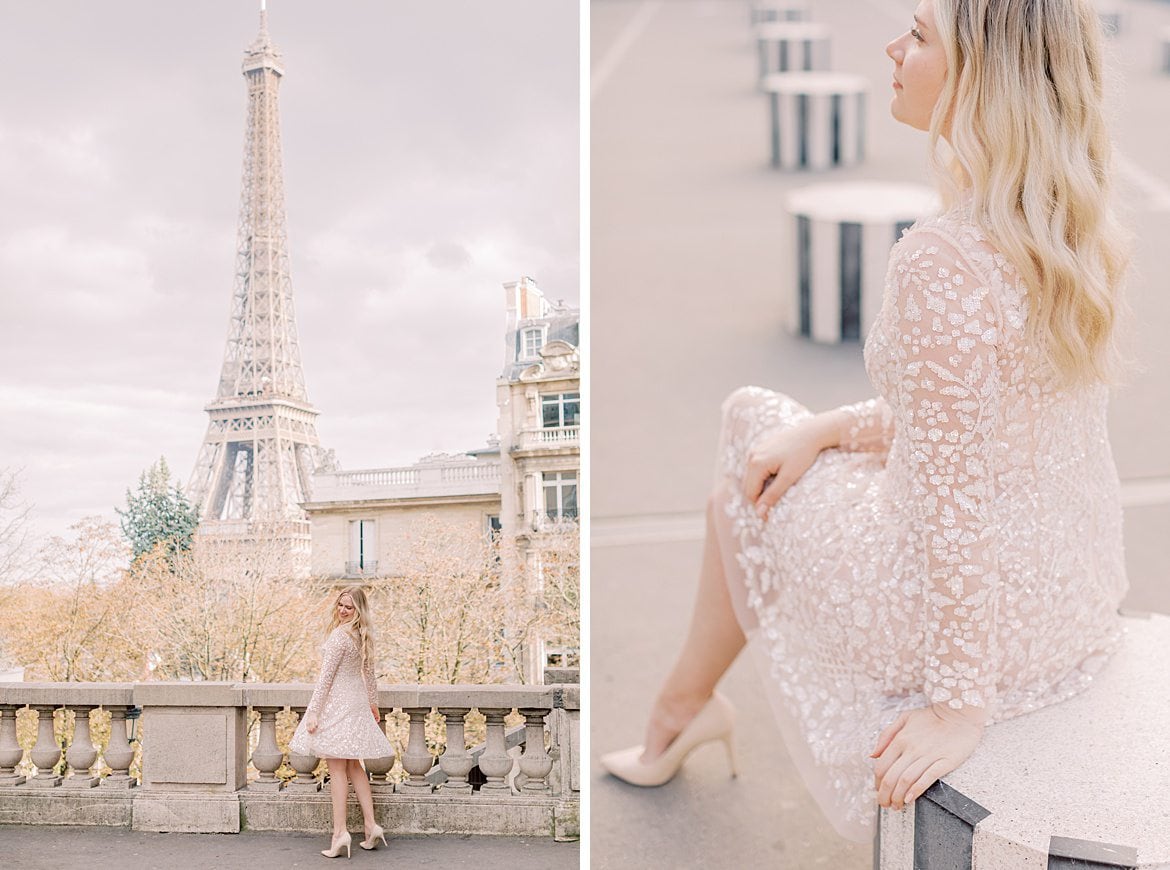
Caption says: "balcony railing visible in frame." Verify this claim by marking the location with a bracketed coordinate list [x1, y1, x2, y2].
[531, 512, 579, 534]
[311, 460, 501, 503]
[0, 681, 580, 840]
[344, 560, 378, 577]
[517, 426, 580, 451]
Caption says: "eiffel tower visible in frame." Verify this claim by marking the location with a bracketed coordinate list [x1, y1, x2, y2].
[188, 3, 324, 558]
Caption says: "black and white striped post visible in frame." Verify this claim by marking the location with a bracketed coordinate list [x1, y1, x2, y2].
[764, 72, 868, 171]
[784, 182, 936, 344]
[755, 22, 830, 82]
[749, 0, 810, 26]
[877, 612, 1170, 869]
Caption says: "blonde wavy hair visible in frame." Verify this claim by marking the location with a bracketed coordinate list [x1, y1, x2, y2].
[928, 0, 1133, 388]
[326, 586, 375, 671]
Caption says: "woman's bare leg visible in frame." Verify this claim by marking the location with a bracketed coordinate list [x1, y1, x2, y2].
[325, 758, 350, 838]
[346, 758, 378, 838]
[641, 491, 747, 761]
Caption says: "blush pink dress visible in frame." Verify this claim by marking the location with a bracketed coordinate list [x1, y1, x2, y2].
[712, 205, 1128, 842]
[289, 627, 394, 760]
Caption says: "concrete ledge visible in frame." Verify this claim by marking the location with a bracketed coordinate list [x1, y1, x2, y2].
[878, 614, 1170, 868]
[241, 792, 569, 837]
[132, 792, 241, 833]
[0, 790, 134, 827]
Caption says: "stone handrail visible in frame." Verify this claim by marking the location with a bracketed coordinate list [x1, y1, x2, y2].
[517, 426, 580, 450]
[0, 681, 580, 840]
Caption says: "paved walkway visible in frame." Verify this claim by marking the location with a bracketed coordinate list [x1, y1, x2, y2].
[591, 0, 1170, 867]
[0, 826, 578, 870]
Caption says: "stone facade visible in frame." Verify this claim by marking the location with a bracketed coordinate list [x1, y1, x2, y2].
[302, 277, 580, 684]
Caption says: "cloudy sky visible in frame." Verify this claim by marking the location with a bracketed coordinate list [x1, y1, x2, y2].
[0, 1, 580, 543]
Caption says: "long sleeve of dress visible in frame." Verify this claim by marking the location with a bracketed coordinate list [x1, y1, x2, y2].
[893, 232, 1002, 720]
[362, 653, 378, 709]
[835, 396, 894, 453]
[306, 629, 346, 716]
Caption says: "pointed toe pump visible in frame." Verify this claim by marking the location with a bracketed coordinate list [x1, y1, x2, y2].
[359, 823, 387, 850]
[600, 690, 738, 787]
[321, 830, 352, 859]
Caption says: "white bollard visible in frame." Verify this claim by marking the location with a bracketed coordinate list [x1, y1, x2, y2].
[755, 21, 831, 83]
[784, 182, 937, 344]
[763, 72, 868, 171]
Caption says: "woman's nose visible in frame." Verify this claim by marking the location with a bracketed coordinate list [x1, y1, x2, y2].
[886, 38, 903, 62]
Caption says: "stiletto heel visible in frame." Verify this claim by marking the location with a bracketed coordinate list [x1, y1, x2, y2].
[321, 830, 351, 858]
[600, 690, 737, 787]
[359, 822, 387, 850]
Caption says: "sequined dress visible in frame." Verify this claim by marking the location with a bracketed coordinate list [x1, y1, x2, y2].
[288, 627, 394, 760]
[713, 206, 1128, 843]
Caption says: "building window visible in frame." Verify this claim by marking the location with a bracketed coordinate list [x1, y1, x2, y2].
[542, 471, 577, 520]
[541, 392, 580, 428]
[485, 514, 502, 541]
[347, 519, 377, 575]
[522, 327, 544, 360]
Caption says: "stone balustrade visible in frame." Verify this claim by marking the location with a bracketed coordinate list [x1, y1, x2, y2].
[0, 681, 580, 840]
[517, 425, 580, 450]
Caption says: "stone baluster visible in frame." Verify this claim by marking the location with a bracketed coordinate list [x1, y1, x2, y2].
[27, 705, 62, 787]
[477, 708, 512, 794]
[518, 708, 553, 794]
[437, 707, 473, 794]
[0, 705, 26, 786]
[101, 706, 136, 788]
[398, 707, 434, 793]
[285, 707, 321, 793]
[63, 705, 100, 788]
[363, 708, 395, 793]
[249, 706, 284, 791]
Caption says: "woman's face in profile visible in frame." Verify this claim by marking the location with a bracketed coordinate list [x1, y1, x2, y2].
[336, 594, 356, 622]
[885, 0, 948, 131]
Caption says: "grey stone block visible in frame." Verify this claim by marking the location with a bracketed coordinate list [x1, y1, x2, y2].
[0, 790, 133, 826]
[131, 792, 241, 833]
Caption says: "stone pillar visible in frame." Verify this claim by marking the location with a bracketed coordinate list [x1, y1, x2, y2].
[764, 72, 868, 171]
[63, 706, 100, 788]
[249, 706, 284, 791]
[437, 707, 474, 794]
[101, 706, 137, 789]
[755, 21, 830, 83]
[784, 182, 937, 343]
[477, 708, 512, 794]
[398, 707, 434, 794]
[363, 708, 395, 794]
[132, 682, 247, 833]
[0, 705, 26, 786]
[284, 706, 321, 793]
[548, 686, 580, 841]
[27, 705, 62, 787]
[518, 708, 553, 794]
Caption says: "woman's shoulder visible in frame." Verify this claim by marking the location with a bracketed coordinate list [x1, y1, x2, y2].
[897, 207, 1017, 288]
[327, 626, 359, 646]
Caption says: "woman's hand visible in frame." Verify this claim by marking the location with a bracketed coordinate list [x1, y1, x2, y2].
[870, 704, 986, 810]
[742, 415, 839, 518]
[305, 711, 319, 734]
[371, 705, 381, 725]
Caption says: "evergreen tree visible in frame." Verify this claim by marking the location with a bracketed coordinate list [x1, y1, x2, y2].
[117, 458, 200, 561]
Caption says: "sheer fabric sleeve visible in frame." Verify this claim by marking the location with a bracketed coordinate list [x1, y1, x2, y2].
[893, 231, 1002, 721]
[835, 396, 894, 453]
[362, 652, 378, 709]
[306, 629, 345, 716]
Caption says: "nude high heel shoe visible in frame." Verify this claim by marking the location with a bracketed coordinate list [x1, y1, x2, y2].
[600, 690, 738, 787]
[321, 830, 351, 858]
[359, 823, 387, 850]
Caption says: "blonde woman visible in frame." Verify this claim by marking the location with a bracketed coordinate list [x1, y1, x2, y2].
[289, 587, 394, 858]
[601, 0, 1132, 844]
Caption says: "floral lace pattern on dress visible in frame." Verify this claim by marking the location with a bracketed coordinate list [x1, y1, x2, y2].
[710, 209, 1128, 842]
